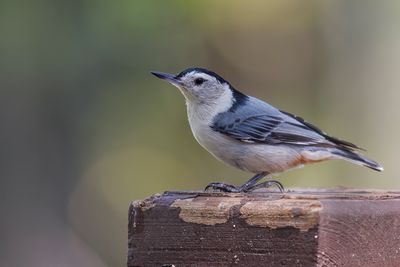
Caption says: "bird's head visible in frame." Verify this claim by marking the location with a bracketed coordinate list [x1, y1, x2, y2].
[151, 67, 233, 104]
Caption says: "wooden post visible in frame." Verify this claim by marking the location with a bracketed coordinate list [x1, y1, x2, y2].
[128, 189, 400, 266]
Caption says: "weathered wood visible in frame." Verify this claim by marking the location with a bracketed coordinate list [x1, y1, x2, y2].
[128, 189, 400, 267]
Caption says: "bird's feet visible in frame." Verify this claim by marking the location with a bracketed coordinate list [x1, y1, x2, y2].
[204, 182, 241, 193]
[204, 180, 285, 193]
[245, 180, 284, 193]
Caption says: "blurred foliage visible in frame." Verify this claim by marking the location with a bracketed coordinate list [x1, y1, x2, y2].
[1, 0, 399, 266]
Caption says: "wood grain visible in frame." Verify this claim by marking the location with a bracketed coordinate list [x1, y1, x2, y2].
[128, 189, 400, 267]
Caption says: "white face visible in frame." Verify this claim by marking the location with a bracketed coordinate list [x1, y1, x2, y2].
[152, 68, 236, 123]
[175, 71, 229, 103]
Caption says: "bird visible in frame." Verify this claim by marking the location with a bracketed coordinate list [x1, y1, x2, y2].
[151, 67, 383, 193]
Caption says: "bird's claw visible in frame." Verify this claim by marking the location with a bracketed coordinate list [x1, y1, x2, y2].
[205, 180, 284, 193]
[244, 179, 285, 193]
[204, 182, 240, 193]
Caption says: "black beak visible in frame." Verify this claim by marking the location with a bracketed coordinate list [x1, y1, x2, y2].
[151, 71, 182, 86]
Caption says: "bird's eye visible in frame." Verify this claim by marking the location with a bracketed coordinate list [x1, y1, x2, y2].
[194, 78, 205, 85]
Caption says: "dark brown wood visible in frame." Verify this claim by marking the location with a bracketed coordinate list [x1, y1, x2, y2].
[128, 189, 400, 267]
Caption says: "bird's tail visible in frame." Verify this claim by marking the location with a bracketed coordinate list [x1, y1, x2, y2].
[332, 148, 383, 172]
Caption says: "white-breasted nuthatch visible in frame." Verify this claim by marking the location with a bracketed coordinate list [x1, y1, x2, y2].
[151, 67, 383, 192]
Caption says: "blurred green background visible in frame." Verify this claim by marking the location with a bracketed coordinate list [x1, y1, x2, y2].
[1, 0, 399, 266]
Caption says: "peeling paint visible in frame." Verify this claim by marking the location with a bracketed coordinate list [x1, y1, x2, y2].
[130, 194, 163, 228]
[130, 200, 141, 228]
[171, 197, 242, 225]
[240, 199, 321, 231]
[131, 193, 161, 212]
[140, 193, 161, 211]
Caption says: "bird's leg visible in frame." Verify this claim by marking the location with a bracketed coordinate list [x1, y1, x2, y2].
[204, 172, 267, 193]
[237, 172, 268, 191]
[245, 179, 285, 193]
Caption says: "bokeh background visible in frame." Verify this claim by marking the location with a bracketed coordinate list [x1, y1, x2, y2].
[1, 0, 399, 266]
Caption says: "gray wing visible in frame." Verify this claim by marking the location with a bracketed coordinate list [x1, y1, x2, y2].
[212, 112, 324, 145]
[211, 98, 360, 149]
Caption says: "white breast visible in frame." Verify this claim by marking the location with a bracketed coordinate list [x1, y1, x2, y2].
[185, 86, 240, 166]
[188, 117, 245, 169]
